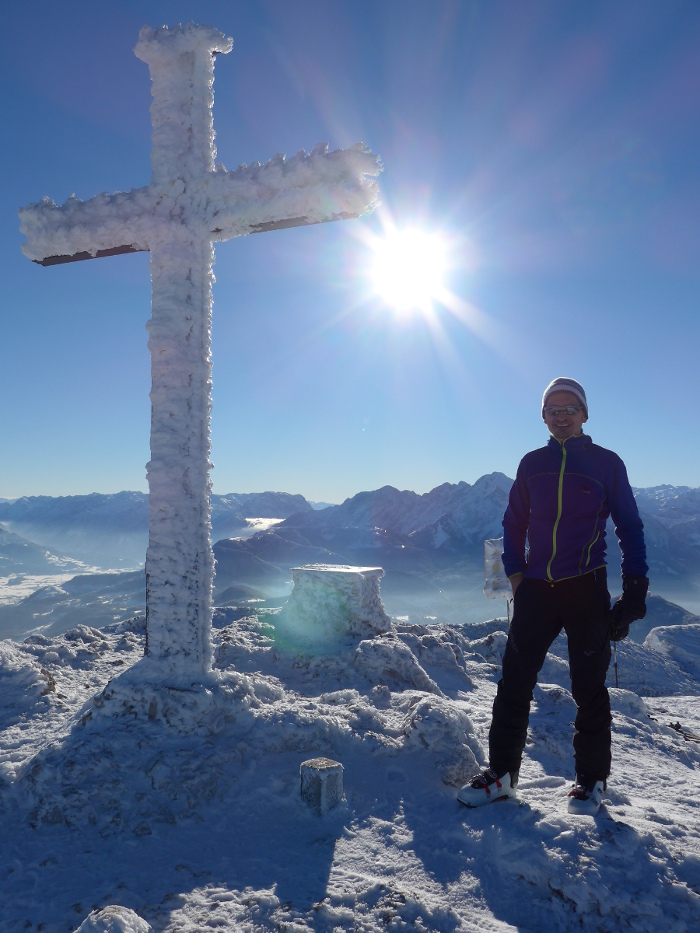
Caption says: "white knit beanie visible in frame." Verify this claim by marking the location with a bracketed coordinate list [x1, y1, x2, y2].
[542, 377, 588, 416]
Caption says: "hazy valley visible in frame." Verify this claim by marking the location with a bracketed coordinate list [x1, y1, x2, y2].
[1, 477, 699, 642]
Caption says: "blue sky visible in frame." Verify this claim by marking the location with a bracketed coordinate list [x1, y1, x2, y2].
[2, 0, 698, 503]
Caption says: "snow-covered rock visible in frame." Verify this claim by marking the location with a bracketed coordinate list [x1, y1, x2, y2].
[644, 623, 700, 681]
[73, 906, 151, 933]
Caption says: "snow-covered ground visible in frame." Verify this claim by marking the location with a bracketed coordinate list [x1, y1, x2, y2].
[1, 595, 698, 932]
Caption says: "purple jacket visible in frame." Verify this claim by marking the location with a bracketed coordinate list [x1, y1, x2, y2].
[502, 434, 648, 582]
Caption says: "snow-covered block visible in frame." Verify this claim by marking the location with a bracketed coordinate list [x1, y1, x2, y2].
[300, 757, 344, 814]
[275, 564, 392, 646]
[73, 905, 151, 933]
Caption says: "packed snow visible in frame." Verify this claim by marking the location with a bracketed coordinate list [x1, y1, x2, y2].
[1, 567, 698, 932]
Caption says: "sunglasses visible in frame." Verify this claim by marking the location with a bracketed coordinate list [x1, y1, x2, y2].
[544, 406, 584, 416]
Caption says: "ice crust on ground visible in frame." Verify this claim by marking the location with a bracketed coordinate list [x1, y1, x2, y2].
[0, 598, 698, 932]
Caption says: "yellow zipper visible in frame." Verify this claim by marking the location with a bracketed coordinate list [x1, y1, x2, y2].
[546, 441, 567, 581]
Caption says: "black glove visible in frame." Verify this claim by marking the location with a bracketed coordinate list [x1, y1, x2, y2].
[608, 575, 649, 642]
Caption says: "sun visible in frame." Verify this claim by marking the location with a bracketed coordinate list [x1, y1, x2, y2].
[370, 229, 448, 314]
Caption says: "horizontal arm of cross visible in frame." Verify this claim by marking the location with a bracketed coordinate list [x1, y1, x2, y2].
[207, 143, 381, 243]
[19, 188, 157, 266]
[20, 143, 381, 266]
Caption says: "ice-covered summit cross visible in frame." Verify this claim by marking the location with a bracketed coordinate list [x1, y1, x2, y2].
[19, 23, 380, 684]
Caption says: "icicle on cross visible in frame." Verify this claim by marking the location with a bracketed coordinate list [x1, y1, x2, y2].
[19, 23, 380, 684]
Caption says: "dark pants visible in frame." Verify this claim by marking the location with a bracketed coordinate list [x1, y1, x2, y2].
[489, 568, 612, 781]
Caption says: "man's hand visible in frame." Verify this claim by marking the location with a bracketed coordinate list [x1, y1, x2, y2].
[609, 575, 649, 642]
[510, 573, 524, 597]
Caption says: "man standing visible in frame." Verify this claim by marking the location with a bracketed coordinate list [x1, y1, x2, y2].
[459, 377, 648, 814]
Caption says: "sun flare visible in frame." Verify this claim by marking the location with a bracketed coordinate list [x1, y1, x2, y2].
[370, 229, 447, 314]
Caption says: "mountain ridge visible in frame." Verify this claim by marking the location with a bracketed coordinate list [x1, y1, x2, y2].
[2, 478, 699, 637]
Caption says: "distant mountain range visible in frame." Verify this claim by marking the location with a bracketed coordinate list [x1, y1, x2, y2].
[1, 477, 699, 640]
[214, 477, 700, 601]
[0, 523, 88, 577]
[0, 491, 312, 569]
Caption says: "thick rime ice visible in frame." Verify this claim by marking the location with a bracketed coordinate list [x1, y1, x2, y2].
[18, 145, 380, 265]
[19, 24, 380, 684]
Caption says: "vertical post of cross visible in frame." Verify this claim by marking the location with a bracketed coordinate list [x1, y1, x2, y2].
[135, 26, 232, 680]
